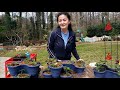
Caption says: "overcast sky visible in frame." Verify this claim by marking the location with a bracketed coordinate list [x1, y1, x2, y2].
[0, 12, 35, 17]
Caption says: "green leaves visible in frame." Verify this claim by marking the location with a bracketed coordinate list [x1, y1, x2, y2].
[0, 26, 6, 32]
[95, 60, 107, 72]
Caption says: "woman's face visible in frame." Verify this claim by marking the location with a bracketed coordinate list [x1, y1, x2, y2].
[58, 14, 70, 30]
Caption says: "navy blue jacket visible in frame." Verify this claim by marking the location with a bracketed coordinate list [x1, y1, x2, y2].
[47, 28, 80, 60]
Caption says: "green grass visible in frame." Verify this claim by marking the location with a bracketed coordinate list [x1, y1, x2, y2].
[1, 41, 120, 68]
[74, 41, 120, 68]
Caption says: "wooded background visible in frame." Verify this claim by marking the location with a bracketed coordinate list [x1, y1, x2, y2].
[0, 12, 120, 46]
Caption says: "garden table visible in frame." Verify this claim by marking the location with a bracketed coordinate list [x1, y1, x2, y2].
[5, 53, 37, 78]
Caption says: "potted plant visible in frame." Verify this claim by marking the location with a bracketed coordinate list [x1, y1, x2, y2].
[73, 60, 85, 74]
[104, 60, 120, 78]
[48, 60, 63, 78]
[13, 55, 22, 61]
[60, 66, 73, 78]
[114, 63, 120, 78]
[7, 61, 22, 77]
[102, 52, 119, 78]
[46, 58, 57, 65]
[13, 53, 27, 61]
[17, 69, 30, 78]
[17, 73, 30, 78]
[42, 68, 52, 78]
[62, 60, 75, 71]
[25, 60, 41, 78]
[93, 60, 120, 78]
[93, 60, 107, 78]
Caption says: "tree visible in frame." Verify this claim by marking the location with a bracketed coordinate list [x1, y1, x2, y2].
[36, 12, 43, 40]
[50, 12, 53, 30]
[42, 12, 45, 29]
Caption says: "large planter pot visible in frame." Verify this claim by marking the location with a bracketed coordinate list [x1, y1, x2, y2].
[104, 68, 120, 78]
[93, 68, 106, 78]
[49, 65, 63, 78]
[112, 73, 120, 78]
[19, 65, 28, 73]
[7, 65, 22, 77]
[105, 70, 117, 78]
[26, 64, 40, 78]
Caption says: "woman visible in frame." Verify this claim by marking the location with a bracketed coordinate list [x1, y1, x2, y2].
[47, 12, 80, 61]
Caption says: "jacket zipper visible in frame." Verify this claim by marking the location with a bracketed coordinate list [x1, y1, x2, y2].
[57, 33, 73, 49]
[66, 36, 73, 49]
[67, 36, 73, 42]
[56, 34, 66, 49]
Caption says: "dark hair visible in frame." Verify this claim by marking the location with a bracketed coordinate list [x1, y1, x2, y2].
[56, 12, 73, 31]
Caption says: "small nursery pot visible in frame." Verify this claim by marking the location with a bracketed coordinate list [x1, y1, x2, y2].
[49, 65, 63, 78]
[42, 70, 52, 78]
[93, 68, 106, 78]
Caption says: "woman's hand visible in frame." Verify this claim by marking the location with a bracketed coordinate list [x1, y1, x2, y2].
[78, 59, 84, 61]
[57, 59, 62, 62]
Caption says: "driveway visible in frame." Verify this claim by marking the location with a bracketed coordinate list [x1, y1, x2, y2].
[0, 57, 11, 78]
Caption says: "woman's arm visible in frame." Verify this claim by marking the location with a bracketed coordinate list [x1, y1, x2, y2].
[47, 31, 56, 59]
[71, 35, 80, 60]
[72, 47, 80, 60]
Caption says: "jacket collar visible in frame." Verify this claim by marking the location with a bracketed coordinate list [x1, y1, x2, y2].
[56, 28, 74, 38]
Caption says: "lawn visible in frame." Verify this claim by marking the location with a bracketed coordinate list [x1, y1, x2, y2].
[75, 41, 120, 68]
[1, 41, 120, 68]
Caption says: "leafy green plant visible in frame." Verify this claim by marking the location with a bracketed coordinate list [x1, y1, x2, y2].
[17, 69, 30, 78]
[74, 60, 85, 67]
[114, 62, 120, 76]
[61, 66, 73, 76]
[43, 68, 51, 74]
[14, 53, 26, 58]
[23, 59, 40, 66]
[46, 58, 57, 65]
[49, 61, 62, 68]
[95, 60, 107, 72]
[63, 66, 73, 73]
[7, 61, 21, 66]
[17, 73, 30, 78]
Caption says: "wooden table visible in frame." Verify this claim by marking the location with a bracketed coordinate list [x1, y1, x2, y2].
[72, 65, 95, 78]
[39, 65, 95, 78]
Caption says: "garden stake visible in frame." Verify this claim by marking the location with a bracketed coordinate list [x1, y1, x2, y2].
[110, 36, 112, 68]
[116, 34, 119, 63]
